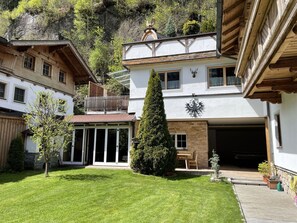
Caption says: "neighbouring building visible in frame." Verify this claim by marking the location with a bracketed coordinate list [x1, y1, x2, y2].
[217, 0, 297, 198]
[0, 37, 96, 169]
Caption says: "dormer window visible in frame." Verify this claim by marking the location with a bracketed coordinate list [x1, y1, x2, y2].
[43, 62, 52, 77]
[24, 54, 35, 70]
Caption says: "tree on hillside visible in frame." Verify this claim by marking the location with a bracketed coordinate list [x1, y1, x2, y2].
[130, 70, 176, 176]
[23, 92, 73, 177]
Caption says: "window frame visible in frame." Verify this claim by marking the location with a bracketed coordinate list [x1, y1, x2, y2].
[158, 70, 180, 90]
[171, 133, 187, 150]
[0, 82, 6, 99]
[14, 87, 26, 103]
[59, 70, 66, 84]
[208, 66, 241, 87]
[23, 53, 35, 71]
[42, 62, 52, 78]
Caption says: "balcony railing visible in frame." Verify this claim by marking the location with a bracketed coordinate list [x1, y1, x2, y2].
[84, 96, 129, 113]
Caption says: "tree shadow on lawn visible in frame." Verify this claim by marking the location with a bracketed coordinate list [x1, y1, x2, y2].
[165, 172, 203, 181]
[0, 170, 43, 185]
[58, 174, 112, 181]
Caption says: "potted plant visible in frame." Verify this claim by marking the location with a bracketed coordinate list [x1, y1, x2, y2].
[258, 161, 270, 182]
[267, 175, 280, 189]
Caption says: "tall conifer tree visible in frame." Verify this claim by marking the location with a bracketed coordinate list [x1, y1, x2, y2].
[131, 70, 176, 175]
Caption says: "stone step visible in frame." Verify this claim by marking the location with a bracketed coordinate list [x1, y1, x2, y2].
[230, 178, 267, 186]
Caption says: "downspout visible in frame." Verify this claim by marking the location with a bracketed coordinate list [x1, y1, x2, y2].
[216, 0, 238, 61]
[266, 101, 274, 163]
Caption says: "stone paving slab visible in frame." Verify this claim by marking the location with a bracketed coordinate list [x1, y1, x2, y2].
[234, 184, 297, 223]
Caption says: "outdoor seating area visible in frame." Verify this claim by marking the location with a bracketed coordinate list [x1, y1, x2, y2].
[176, 151, 198, 169]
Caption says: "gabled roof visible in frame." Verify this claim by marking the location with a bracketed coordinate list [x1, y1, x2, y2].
[3, 39, 97, 85]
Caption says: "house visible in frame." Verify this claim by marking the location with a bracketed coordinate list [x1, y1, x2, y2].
[122, 25, 268, 169]
[217, 0, 297, 197]
[0, 37, 96, 169]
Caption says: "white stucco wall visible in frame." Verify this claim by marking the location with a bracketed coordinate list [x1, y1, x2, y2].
[128, 58, 266, 121]
[124, 35, 216, 60]
[0, 73, 74, 115]
[269, 93, 297, 172]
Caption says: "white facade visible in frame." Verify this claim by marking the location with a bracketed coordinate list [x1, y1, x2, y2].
[124, 35, 217, 60]
[0, 73, 74, 115]
[269, 93, 297, 172]
[128, 58, 266, 123]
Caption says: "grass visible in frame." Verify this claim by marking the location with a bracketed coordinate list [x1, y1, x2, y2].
[0, 168, 243, 223]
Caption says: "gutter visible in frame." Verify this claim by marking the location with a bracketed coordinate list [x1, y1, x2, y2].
[216, 0, 223, 58]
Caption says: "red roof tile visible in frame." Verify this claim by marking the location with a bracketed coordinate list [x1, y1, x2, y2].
[70, 114, 135, 123]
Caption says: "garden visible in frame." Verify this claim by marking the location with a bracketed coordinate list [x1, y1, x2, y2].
[0, 168, 243, 223]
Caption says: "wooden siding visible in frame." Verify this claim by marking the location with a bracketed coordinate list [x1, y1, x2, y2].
[0, 116, 26, 169]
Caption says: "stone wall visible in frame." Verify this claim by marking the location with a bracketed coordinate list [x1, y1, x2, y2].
[168, 121, 209, 168]
[25, 153, 60, 170]
[277, 167, 297, 200]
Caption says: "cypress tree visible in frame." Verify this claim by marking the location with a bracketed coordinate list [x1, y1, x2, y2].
[164, 17, 176, 37]
[131, 70, 176, 175]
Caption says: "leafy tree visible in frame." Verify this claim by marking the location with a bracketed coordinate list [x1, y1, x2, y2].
[7, 135, 24, 171]
[74, 85, 88, 115]
[23, 92, 73, 177]
[130, 70, 176, 175]
[164, 16, 176, 37]
[182, 20, 200, 35]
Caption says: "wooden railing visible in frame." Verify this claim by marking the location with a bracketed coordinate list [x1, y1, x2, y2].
[84, 96, 129, 113]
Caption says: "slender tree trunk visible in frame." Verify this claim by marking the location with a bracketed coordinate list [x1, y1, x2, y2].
[45, 161, 49, 177]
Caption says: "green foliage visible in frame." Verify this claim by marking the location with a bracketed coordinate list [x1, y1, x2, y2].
[23, 91, 73, 177]
[209, 149, 220, 179]
[258, 161, 271, 176]
[74, 85, 88, 115]
[164, 16, 176, 37]
[182, 20, 200, 35]
[131, 69, 176, 175]
[200, 18, 215, 33]
[199, 0, 216, 33]
[105, 78, 125, 96]
[7, 135, 24, 172]
[88, 27, 109, 76]
[108, 34, 124, 73]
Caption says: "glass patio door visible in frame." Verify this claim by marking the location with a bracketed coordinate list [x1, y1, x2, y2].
[63, 129, 85, 164]
[93, 128, 129, 165]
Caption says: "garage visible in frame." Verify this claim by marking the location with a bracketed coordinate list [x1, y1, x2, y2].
[208, 125, 267, 168]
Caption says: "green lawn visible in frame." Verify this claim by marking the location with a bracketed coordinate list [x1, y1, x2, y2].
[0, 168, 243, 223]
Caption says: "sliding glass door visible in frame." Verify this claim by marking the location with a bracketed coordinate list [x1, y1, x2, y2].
[63, 129, 85, 164]
[93, 127, 129, 165]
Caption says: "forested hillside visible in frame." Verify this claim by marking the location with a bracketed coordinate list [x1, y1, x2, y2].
[0, 0, 216, 82]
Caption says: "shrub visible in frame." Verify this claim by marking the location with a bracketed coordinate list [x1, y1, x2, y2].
[182, 20, 200, 35]
[258, 161, 270, 176]
[7, 135, 24, 171]
[130, 70, 176, 176]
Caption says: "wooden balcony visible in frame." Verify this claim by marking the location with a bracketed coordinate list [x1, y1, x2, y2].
[84, 96, 129, 113]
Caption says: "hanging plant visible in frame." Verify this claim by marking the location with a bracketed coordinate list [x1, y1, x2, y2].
[185, 96, 204, 118]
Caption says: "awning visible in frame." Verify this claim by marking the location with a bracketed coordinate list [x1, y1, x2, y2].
[70, 113, 135, 124]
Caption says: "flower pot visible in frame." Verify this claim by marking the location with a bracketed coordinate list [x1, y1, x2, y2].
[268, 179, 279, 189]
[263, 175, 270, 183]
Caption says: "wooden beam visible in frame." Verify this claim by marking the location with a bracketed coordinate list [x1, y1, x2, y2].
[269, 57, 297, 69]
[223, 0, 245, 14]
[272, 83, 297, 93]
[222, 23, 240, 36]
[49, 45, 66, 53]
[222, 10, 242, 26]
[222, 32, 238, 44]
[256, 78, 293, 88]
[248, 92, 282, 104]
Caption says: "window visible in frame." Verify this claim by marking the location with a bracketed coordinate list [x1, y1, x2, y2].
[14, 87, 25, 103]
[208, 66, 241, 87]
[0, 82, 5, 99]
[158, 71, 180, 90]
[24, 54, 35, 70]
[171, 134, 187, 149]
[59, 70, 66, 83]
[58, 99, 66, 113]
[275, 114, 282, 148]
[43, 62, 52, 77]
